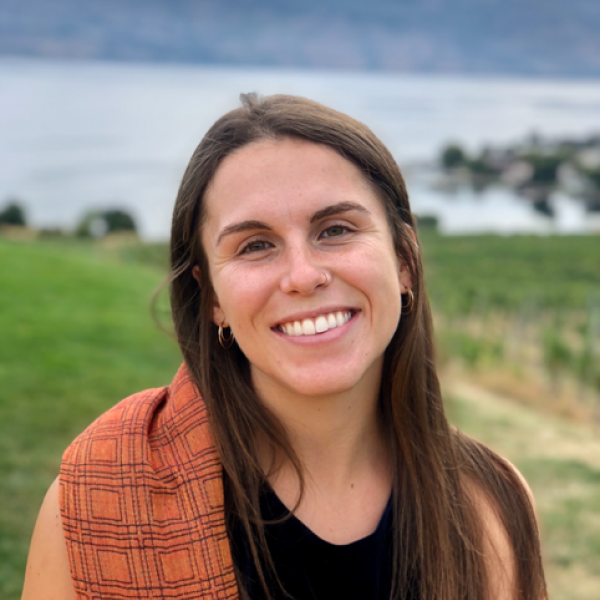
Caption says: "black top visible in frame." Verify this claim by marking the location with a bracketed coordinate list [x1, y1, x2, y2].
[231, 486, 394, 600]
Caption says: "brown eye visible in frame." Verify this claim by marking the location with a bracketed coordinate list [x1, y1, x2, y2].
[322, 225, 347, 238]
[242, 240, 271, 253]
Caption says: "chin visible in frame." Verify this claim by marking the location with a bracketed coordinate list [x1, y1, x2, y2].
[253, 359, 378, 401]
[288, 378, 359, 399]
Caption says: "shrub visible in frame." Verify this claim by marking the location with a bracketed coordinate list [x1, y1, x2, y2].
[542, 326, 572, 385]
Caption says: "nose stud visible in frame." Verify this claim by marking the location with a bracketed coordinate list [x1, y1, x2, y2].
[321, 272, 332, 286]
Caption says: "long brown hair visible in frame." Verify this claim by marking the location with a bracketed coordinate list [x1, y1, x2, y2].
[169, 93, 546, 599]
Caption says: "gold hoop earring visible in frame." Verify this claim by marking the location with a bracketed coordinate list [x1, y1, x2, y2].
[218, 325, 235, 349]
[402, 289, 414, 314]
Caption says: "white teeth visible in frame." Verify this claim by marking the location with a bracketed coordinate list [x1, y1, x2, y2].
[315, 315, 328, 333]
[279, 311, 353, 336]
[301, 319, 316, 335]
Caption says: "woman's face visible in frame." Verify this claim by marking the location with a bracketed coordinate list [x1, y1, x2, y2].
[201, 137, 412, 399]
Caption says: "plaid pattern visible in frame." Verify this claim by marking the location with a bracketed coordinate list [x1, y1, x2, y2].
[59, 364, 239, 599]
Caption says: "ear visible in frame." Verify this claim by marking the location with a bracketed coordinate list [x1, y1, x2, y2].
[193, 265, 228, 327]
[398, 260, 413, 294]
[212, 304, 227, 328]
[406, 224, 419, 249]
[398, 225, 417, 293]
[192, 265, 201, 284]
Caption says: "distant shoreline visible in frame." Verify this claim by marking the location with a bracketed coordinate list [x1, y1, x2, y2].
[2, 0, 600, 79]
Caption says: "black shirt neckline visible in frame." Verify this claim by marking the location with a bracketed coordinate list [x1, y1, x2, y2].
[232, 484, 394, 600]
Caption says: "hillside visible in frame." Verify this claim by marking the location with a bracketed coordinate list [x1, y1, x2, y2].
[1, 0, 600, 77]
[444, 377, 600, 600]
[0, 239, 182, 599]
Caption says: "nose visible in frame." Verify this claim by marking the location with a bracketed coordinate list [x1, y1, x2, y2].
[280, 243, 328, 295]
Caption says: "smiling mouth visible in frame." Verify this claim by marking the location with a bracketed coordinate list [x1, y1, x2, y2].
[276, 310, 354, 336]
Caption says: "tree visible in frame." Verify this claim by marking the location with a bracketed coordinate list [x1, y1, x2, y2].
[416, 214, 438, 233]
[103, 210, 136, 233]
[441, 144, 467, 169]
[525, 153, 565, 185]
[581, 166, 600, 189]
[76, 209, 137, 237]
[467, 157, 498, 176]
[0, 202, 27, 226]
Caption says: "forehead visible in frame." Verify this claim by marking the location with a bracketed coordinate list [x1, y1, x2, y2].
[202, 138, 380, 227]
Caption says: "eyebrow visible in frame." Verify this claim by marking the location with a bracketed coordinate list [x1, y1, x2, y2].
[309, 201, 370, 223]
[216, 202, 370, 246]
[216, 220, 272, 246]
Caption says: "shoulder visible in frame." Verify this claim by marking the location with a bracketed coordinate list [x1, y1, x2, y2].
[21, 477, 77, 600]
[463, 453, 537, 516]
[23, 366, 221, 600]
[62, 363, 205, 465]
[74, 385, 169, 435]
[61, 385, 168, 464]
[24, 387, 168, 600]
[463, 458, 540, 600]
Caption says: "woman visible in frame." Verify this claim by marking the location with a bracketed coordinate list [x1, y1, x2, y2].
[22, 94, 546, 600]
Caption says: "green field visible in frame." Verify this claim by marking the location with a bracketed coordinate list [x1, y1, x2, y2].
[0, 239, 182, 599]
[420, 230, 600, 402]
[419, 230, 600, 312]
[0, 233, 599, 599]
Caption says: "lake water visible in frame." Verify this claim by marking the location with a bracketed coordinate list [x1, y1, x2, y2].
[1, 58, 600, 239]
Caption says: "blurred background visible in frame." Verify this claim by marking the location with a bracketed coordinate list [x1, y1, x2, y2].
[0, 1, 599, 598]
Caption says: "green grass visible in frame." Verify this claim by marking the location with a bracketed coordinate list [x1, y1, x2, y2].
[419, 231, 600, 314]
[419, 231, 600, 395]
[0, 239, 181, 600]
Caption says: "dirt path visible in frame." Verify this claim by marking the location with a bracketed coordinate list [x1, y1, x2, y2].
[441, 374, 600, 600]
[442, 375, 600, 470]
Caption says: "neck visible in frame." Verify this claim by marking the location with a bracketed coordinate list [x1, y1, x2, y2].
[252, 364, 391, 499]
[252, 365, 393, 543]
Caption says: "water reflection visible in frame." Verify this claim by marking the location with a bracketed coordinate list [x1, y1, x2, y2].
[408, 180, 600, 235]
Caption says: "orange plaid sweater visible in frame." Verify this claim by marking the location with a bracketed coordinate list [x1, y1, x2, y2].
[59, 364, 240, 599]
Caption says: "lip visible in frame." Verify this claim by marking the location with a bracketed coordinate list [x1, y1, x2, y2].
[270, 306, 359, 329]
[272, 310, 360, 344]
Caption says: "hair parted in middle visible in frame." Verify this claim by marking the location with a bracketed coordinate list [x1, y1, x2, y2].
[169, 93, 546, 600]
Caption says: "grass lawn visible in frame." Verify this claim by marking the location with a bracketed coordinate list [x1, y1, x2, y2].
[0, 239, 181, 600]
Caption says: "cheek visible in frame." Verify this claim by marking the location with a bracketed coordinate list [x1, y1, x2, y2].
[347, 244, 402, 296]
[364, 255, 402, 324]
[217, 269, 275, 334]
